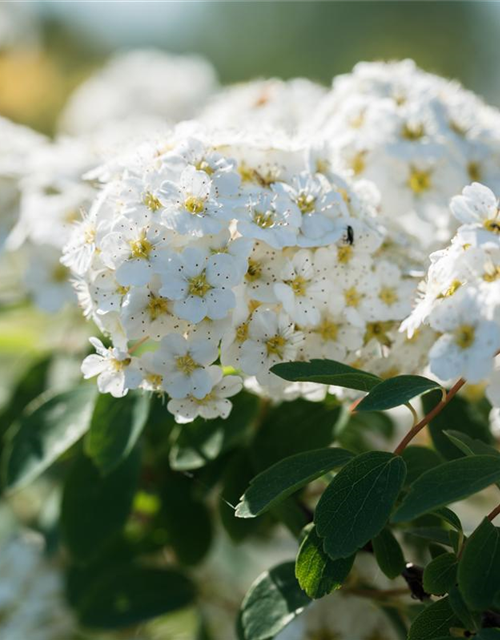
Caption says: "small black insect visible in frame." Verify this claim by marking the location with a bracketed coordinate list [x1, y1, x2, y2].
[345, 225, 354, 245]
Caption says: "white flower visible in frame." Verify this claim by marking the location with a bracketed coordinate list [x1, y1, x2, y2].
[100, 218, 170, 286]
[428, 290, 500, 383]
[240, 309, 304, 380]
[451, 182, 500, 242]
[273, 249, 330, 326]
[81, 337, 142, 397]
[153, 333, 218, 399]
[237, 191, 300, 249]
[159, 247, 239, 323]
[168, 366, 242, 423]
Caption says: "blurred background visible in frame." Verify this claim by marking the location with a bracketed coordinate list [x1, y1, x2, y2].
[2, 1, 500, 136]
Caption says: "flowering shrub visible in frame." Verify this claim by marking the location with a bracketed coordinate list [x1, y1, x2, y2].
[1, 58, 500, 640]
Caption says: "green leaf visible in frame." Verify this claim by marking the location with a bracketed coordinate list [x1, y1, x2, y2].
[448, 586, 479, 632]
[477, 630, 500, 640]
[61, 447, 141, 562]
[458, 517, 500, 611]
[392, 456, 500, 523]
[78, 566, 195, 629]
[3, 385, 97, 492]
[336, 411, 395, 454]
[372, 528, 405, 579]
[422, 392, 493, 460]
[315, 451, 406, 559]
[401, 446, 442, 486]
[433, 508, 462, 531]
[406, 527, 453, 547]
[295, 524, 354, 599]
[270, 359, 381, 392]
[236, 447, 354, 518]
[408, 597, 461, 640]
[170, 391, 259, 471]
[423, 553, 458, 595]
[444, 430, 500, 458]
[356, 375, 441, 412]
[250, 399, 344, 472]
[240, 562, 310, 640]
[85, 392, 149, 475]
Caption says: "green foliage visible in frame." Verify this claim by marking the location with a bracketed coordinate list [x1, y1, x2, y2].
[271, 359, 381, 391]
[402, 446, 442, 485]
[85, 391, 150, 475]
[239, 562, 310, 640]
[422, 392, 493, 460]
[78, 565, 195, 629]
[392, 456, 500, 522]
[408, 597, 461, 640]
[356, 375, 441, 412]
[315, 451, 406, 559]
[236, 447, 353, 518]
[61, 446, 141, 562]
[169, 391, 259, 470]
[2, 384, 97, 491]
[295, 524, 355, 598]
[422, 553, 458, 595]
[372, 528, 406, 579]
[457, 518, 500, 611]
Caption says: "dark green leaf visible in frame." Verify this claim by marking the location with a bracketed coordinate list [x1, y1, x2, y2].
[423, 553, 458, 595]
[3, 385, 97, 492]
[315, 451, 406, 559]
[372, 528, 405, 579]
[251, 400, 343, 472]
[444, 431, 500, 470]
[458, 518, 500, 611]
[433, 508, 462, 531]
[295, 524, 354, 599]
[422, 392, 493, 460]
[170, 391, 259, 470]
[406, 527, 453, 547]
[236, 447, 353, 518]
[357, 375, 441, 412]
[408, 597, 461, 640]
[271, 359, 381, 392]
[402, 446, 442, 486]
[78, 566, 195, 629]
[392, 456, 500, 523]
[448, 586, 479, 632]
[85, 392, 149, 475]
[61, 447, 141, 562]
[240, 562, 310, 640]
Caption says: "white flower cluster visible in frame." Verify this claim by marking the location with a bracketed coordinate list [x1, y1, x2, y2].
[311, 59, 500, 248]
[64, 124, 423, 423]
[60, 49, 219, 135]
[0, 533, 74, 640]
[404, 182, 500, 404]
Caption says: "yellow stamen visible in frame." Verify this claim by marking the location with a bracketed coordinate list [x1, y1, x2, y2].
[379, 286, 398, 306]
[484, 218, 500, 234]
[337, 245, 352, 264]
[467, 161, 481, 182]
[184, 195, 205, 215]
[316, 320, 339, 342]
[143, 192, 162, 212]
[245, 259, 262, 282]
[350, 151, 366, 176]
[455, 324, 475, 349]
[296, 192, 316, 214]
[253, 210, 275, 229]
[438, 280, 462, 298]
[147, 295, 170, 320]
[130, 234, 153, 260]
[286, 275, 308, 296]
[402, 122, 425, 140]
[176, 354, 199, 375]
[364, 321, 394, 346]
[236, 322, 249, 343]
[408, 168, 432, 194]
[188, 272, 212, 297]
[344, 286, 361, 308]
[266, 335, 287, 357]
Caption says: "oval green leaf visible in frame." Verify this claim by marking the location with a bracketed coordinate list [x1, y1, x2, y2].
[240, 562, 310, 640]
[315, 451, 406, 560]
[2, 385, 97, 492]
[85, 392, 150, 475]
[356, 375, 442, 412]
[408, 597, 461, 640]
[372, 528, 406, 579]
[402, 446, 442, 486]
[392, 456, 500, 523]
[423, 553, 458, 596]
[236, 447, 354, 518]
[295, 524, 355, 599]
[270, 359, 381, 392]
[458, 518, 500, 611]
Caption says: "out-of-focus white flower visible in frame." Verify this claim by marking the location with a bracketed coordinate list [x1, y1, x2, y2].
[59, 49, 218, 135]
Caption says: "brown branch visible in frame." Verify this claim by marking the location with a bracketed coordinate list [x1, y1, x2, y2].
[394, 377, 466, 455]
[487, 502, 500, 522]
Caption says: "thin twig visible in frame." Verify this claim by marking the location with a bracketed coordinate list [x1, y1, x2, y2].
[487, 502, 500, 522]
[393, 377, 466, 455]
